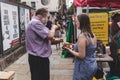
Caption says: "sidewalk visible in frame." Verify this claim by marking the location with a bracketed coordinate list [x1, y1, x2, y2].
[4, 39, 74, 80]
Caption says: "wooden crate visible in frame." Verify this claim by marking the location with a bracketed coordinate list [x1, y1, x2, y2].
[0, 71, 15, 80]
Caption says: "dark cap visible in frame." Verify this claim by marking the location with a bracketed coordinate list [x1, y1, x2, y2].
[111, 13, 120, 20]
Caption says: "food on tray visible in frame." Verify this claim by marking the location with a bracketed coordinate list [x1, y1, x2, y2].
[63, 42, 71, 48]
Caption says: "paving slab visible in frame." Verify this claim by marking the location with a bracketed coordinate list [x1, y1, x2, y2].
[4, 45, 74, 80]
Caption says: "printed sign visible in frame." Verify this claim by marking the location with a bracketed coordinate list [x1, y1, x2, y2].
[25, 9, 30, 29]
[1, 2, 20, 51]
[89, 13, 108, 45]
[19, 7, 25, 42]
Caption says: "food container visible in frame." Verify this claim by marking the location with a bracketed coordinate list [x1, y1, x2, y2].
[105, 46, 111, 55]
[63, 42, 71, 48]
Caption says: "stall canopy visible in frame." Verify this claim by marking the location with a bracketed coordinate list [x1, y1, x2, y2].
[74, 0, 120, 8]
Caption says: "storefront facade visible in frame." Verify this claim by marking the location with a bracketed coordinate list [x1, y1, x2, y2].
[21, 0, 60, 12]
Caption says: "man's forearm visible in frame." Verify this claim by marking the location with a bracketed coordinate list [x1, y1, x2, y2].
[48, 28, 56, 40]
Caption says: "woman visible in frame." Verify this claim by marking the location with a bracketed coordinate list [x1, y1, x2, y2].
[63, 14, 97, 80]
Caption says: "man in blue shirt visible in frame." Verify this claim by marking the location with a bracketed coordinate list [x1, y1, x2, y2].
[46, 16, 53, 30]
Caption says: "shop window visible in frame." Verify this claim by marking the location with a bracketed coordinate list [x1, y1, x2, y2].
[31, 2, 36, 9]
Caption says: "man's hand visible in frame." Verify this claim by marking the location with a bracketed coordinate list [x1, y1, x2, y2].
[48, 24, 60, 40]
[51, 25, 57, 30]
[51, 24, 60, 30]
[62, 47, 72, 53]
[56, 23, 61, 29]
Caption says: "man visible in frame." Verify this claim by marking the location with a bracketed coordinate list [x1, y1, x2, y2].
[109, 13, 120, 76]
[110, 13, 120, 36]
[25, 8, 59, 80]
[46, 16, 52, 30]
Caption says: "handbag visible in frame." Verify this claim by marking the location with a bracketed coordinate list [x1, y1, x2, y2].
[94, 68, 104, 79]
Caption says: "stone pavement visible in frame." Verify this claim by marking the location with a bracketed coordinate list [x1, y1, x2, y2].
[4, 44, 74, 80]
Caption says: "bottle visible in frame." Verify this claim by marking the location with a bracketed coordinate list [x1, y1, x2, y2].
[118, 34, 120, 48]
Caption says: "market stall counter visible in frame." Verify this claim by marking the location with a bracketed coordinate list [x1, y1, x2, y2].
[96, 54, 113, 62]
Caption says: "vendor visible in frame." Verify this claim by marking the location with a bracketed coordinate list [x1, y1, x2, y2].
[109, 12, 120, 77]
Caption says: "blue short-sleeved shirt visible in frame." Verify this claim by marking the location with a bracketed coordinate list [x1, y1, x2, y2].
[25, 16, 51, 57]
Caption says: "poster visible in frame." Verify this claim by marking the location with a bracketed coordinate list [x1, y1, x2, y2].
[25, 9, 30, 29]
[89, 13, 108, 45]
[19, 7, 25, 43]
[1, 2, 20, 51]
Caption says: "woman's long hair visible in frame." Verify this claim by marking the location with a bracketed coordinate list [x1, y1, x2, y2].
[77, 14, 94, 38]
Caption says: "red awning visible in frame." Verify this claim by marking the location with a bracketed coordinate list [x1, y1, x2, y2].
[74, 0, 120, 8]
